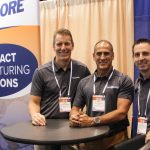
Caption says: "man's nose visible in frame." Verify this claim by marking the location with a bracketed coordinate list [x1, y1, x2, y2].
[100, 53, 106, 59]
[61, 43, 66, 49]
[138, 53, 145, 60]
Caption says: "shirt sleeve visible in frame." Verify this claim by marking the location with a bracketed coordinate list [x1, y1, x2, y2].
[84, 67, 91, 77]
[118, 75, 134, 102]
[73, 79, 86, 108]
[30, 68, 44, 96]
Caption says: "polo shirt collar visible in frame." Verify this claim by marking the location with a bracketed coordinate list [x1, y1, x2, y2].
[137, 73, 150, 82]
[94, 67, 113, 79]
[53, 57, 71, 72]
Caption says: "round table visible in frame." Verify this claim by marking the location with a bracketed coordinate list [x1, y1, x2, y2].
[1, 119, 109, 145]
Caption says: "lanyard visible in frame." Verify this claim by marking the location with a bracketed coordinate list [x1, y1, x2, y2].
[137, 82, 150, 116]
[93, 68, 114, 94]
[52, 59, 72, 97]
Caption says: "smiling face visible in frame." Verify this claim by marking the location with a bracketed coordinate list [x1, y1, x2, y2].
[53, 33, 74, 63]
[133, 42, 150, 74]
[93, 41, 114, 75]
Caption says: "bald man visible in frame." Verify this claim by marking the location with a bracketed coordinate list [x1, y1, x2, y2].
[69, 40, 134, 150]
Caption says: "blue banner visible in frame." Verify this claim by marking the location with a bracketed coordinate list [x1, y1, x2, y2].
[0, 0, 40, 149]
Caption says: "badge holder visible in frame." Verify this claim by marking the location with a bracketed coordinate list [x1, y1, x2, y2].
[59, 97, 71, 112]
[92, 95, 105, 112]
[137, 117, 147, 135]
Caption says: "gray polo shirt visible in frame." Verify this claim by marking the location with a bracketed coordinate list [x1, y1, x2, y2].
[135, 75, 150, 131]
[30, 59, 90, 119]
[73, 68, 134, 134]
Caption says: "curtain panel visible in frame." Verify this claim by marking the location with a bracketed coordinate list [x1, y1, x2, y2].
[40, 0, 134, 137]
[40, 0, 134, 77]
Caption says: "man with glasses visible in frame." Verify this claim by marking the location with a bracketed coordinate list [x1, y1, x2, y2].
[29, 28, 90, 149]
[69, 40, 134, 150]
[132, 39, 150, 143]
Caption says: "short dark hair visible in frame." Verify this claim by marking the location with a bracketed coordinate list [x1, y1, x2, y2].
[53, 28, 74, 47]
[94, 40, 113, 52]
[132, 38, 150, 55]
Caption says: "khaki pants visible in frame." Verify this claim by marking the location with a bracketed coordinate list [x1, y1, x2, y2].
[76, 130, 128, 150]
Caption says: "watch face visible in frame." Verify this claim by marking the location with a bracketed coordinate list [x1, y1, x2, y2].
[94, 117, 100, 124]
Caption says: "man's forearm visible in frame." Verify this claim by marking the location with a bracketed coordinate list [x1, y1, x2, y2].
[98, 109, 127, 124]
[28, 102, 40, 118]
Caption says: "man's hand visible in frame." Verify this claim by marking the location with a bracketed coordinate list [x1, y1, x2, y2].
[69, 112, 95, 127]
[31, 112, 46, 126]
[69, 113, 81, 127]
[78, 114, 94, 127]
[69, 106, 94, 128]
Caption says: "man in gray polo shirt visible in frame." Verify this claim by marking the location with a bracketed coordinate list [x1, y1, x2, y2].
[132, 39, 150, 142]
[28, 28, 90, 149]
[69, 40, 134, 150]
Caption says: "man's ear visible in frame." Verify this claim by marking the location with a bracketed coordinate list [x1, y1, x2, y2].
[112, 52, 114, 60]
[93, 53, 95, 61]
